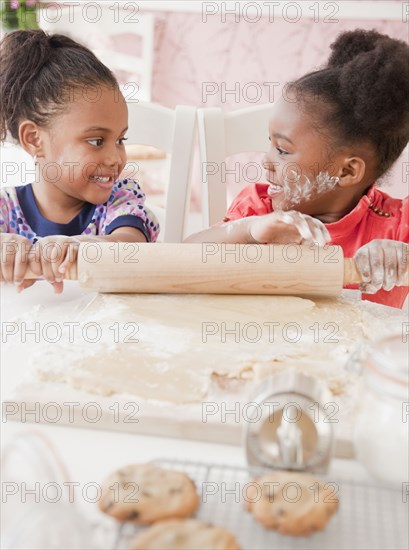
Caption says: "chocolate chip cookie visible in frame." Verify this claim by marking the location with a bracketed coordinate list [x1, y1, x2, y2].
[99, 464, 199, 524]
[245, 471, 339, 536]
[131, 519, 242, 549]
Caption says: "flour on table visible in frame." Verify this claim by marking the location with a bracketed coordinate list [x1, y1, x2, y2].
[33, 293, 405, 404]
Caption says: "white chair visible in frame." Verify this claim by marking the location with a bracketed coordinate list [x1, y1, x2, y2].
[38, 5, 154, 101]
[125, 101, 196, 242]
[197, 104, 274, 227]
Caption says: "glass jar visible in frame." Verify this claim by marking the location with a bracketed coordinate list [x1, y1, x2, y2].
[1, 431, 95, 549]
[354, 335, 409, 486]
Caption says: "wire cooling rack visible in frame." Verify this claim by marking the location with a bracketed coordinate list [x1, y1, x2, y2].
[108, 458, 408, 550]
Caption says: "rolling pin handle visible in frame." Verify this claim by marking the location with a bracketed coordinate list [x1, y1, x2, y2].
[343, 258, 363, 286]
[343, 257, 409, 287]
[23, 264, 78, 281]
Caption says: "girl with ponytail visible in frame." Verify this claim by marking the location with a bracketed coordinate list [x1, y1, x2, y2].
[0, 30, 159, 293]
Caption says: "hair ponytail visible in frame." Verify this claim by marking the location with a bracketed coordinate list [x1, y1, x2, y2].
[0, 29, 118, 142]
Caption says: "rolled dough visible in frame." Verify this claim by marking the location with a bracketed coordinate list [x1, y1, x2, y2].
[31, 293, 404, 404]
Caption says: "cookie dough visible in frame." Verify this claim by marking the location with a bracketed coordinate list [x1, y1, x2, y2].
[33, 292, 404, 404]
[35, 294, 319, 402]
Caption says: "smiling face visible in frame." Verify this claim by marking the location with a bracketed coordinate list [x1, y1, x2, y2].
[34, 85, 128, 206]
[264, 97, 355, 215]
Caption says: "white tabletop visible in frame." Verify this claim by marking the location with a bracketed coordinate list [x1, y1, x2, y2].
[0, 282, 380, 473]
[0, 281, 378, 547]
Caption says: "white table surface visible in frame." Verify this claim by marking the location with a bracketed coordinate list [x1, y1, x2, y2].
[0, 282, 380, 472]
[0, 281, 378, 544]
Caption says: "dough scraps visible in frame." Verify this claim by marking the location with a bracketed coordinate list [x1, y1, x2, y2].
[32, 293, 405, 403]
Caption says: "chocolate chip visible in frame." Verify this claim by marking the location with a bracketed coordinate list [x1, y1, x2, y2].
[170, 488, 182, 494]
[128, 510, 139, 520]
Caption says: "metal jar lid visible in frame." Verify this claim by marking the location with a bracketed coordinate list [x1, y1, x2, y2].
[245, 370, 334, 473]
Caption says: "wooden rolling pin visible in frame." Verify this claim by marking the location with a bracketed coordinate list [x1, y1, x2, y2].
[25, 243, 408, 296]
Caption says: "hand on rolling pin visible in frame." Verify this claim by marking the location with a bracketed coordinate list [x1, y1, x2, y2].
[29, 236, 80, 294]
[249, 210, 331, 246]
[354, 240, 409, 293]
[0, 233, 32, 292]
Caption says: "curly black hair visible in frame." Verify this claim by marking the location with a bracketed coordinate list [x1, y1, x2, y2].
[290, 29, 409, 179]
[0, 29, 119, 142]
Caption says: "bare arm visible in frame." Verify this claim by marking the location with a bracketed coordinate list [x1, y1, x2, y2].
[75, 226, 147, 243]
[184, 217, 256, 243]
[184, 212, 330, 246]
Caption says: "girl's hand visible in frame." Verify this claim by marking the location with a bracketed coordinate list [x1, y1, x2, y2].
[354, 239, 409, 293]
[30, 236, 80, 294]
[249, 211, 330, 246]
[0, 234, 35, 292]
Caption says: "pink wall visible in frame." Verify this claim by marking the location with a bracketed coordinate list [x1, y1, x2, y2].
[147, 12, 408, 110]
[141, 10, 408, 202]
[38, 4, 409, 202]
